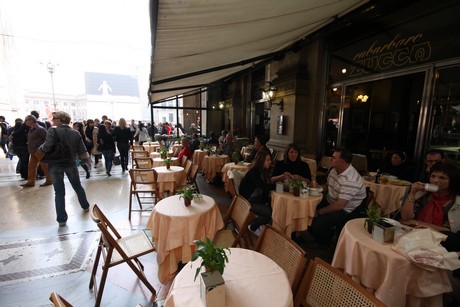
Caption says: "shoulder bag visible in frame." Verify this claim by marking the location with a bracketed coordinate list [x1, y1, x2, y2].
[42, 129, 72, 163]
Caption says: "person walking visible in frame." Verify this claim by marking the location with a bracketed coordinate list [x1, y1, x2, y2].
[113, 118, 132, 173]
[99, 120, 116, 176]
[11, 118, 29, 181]
[72, 122, 91, 179]
[38, 111, 91, 226]
[21, 115, 52, 187]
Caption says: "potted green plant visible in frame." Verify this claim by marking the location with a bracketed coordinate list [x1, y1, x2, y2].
[160, 146, 168, 159]
[177, 185, 198, 207]
[288, 179, 304, 196]
[192, 238, 229, 307]
[163, 157, 172, 169]
[364, 202, 383, 234]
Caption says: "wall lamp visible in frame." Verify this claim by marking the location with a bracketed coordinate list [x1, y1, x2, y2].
[356, 94, 369, 103]
[263, 82, 284, 112]
[218, 101, 225, 109]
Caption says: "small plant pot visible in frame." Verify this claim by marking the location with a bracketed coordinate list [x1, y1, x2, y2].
[364, 219, 373, 234]
[161, 153, 167, 159]
[292, 187, 300, 197]
[184, 199, 192, 207]
[166, 164, 171, 170]
[200, 271, 225, 307]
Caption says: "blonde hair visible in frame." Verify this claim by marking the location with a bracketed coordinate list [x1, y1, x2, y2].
[119, 118, 127, 129]
[52, 111, 71, 124]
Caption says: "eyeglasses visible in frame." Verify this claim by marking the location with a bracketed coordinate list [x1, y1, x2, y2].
[52, 117, 60, 120]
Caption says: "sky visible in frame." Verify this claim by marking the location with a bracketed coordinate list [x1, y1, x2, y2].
[2, 0, 152, 97]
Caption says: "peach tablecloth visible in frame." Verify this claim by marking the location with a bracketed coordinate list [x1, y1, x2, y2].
[150, 152, 160, 159]
[332, 218, 452, 307]
[154, 166, 187, 194]
[152, 157, 180, 168]
[202, 154, 229, 182]
[164, 248, 293, 307]
[146, 194, 224, 284]
[192, 150, 206, 170]
[271, 191, 323, 236]
[221, 162, 250, 190]
[364, 180, 411, 215]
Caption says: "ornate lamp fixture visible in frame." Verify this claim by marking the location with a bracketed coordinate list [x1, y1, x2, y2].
[263, 82, 284, 112]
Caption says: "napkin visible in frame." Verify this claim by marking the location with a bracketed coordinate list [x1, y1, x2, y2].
[392, 228, 460, 271]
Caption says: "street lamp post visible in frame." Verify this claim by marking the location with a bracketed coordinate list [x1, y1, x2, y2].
[46, 61, 57, 111]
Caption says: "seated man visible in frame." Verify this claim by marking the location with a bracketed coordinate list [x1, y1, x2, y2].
[190, 133, 200, 152]
[307, 148, 366, 246]
[218, 133, 239, 156]
[418, 149, 444, 182]
[244, 135, 268, 163]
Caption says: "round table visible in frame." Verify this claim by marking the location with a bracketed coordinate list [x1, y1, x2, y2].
[201, 154, 229, 182]
[363, 179, 411, 215]
[154, 166, 187, 195]
[146, 194, 224, 284]
[152, 157, 180, 168]
[164, 248, 293, 307]
[271, 191, 323, 236]
[143, 143, 161, 153]
[332, 218, 452, 307]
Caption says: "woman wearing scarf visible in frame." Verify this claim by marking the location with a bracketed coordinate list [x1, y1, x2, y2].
[401, 162, 460, 232]
[271, 143, 312, 185]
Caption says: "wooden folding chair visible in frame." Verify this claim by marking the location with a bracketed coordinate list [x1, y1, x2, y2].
[89, 204, 157, 307]
[183, 159, 193, 179]
[188, 163, 200, 193]
[294, 257, 385, 307]
[49, 292, 72, 307]
[131, 144, 145, 151]
[131, 150, 149, 168]
[214, 195, 254, 248]
[128, 168, 159, 220]
[134, 157, 154, 169]
[255, 225, 307, 295]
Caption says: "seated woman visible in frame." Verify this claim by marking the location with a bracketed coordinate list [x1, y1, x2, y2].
[384, 151, 414, 182]
[271, 143, 312, 185]
[239, 149, 274, 236]
[400, 162, 460, 232]
[177, 138, 192, 160]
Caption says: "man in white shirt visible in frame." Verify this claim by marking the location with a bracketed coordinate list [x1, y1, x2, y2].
[308, 148, 366, 246]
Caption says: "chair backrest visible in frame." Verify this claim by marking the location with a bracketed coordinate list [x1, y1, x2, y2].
[318, 156, 331, 170]
[131, 150, 150, 159]
[49, 292, 73, 307]
[180, 155, 188, 167]
[183, 159, 193, 178]
[352, 154, 368, 174]
[134, 157, 154, 169]
[131, 145, 145, 151]
[255, 225, 307, 294]
[223, 195, 253, 247]
[188, 163, 199, 182]
[129, 168, 158, 186]
[294, 257, 385, 307]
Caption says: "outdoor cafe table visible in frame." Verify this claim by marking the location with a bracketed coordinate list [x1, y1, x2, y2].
[164, 248, 293, 307]
[271, 191, 323, 236]
[201, 154, 229, 182]
[143, 143, 161, 153]
[153, 166, 187, 195]
[332, 218, 452, 307]
[221, 162, 250, 192]
[192, 150, 206, 171]
[146, 194, 224, 284]
[363, 179, 411, 215]
[152, 157, 180, 168]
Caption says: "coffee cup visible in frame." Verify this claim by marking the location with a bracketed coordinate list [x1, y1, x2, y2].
[300, 189, 309, 198]
[309, 188, 321, 196]
[425, 183, 438, 192]
[276, 182, 284, 193]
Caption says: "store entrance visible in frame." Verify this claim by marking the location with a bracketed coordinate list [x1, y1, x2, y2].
[340, 72, 425, 171]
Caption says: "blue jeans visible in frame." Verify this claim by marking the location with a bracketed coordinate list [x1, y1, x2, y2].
[102, 150, 114, 173]
[49, 163, 90, 223]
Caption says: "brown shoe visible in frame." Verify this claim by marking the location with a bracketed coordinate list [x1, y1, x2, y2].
[39, 182, 53, 187]
[20, 183, 35, 188]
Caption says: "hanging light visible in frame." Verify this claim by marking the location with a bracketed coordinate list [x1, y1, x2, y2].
[263, 82, 284, 112]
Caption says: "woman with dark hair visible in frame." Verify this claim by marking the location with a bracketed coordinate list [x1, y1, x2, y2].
[271, 143, 312, 185]
[134, 122, 149, 145]
[239, 149, 274, 236]
[401, 162, 460, 232]
[72, 122, 91, 179]
[113, 118, 133, 173]
[11, 118, 29, 180]
[99, 120, 116, 176]
[384, 150, 414, 182]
